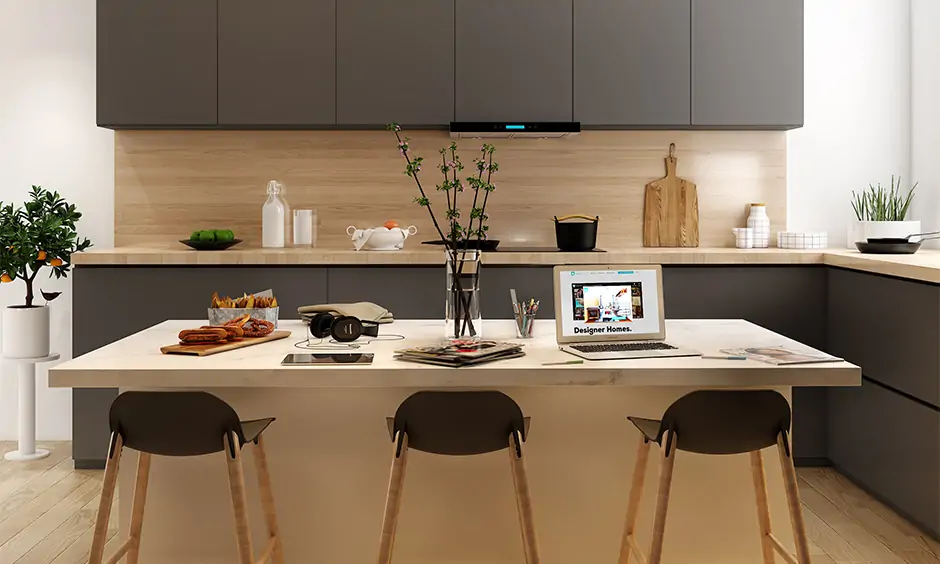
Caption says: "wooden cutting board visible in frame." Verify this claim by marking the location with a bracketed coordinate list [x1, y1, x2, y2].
[643, 144, 699, 247]
[160, 330, 290, 356]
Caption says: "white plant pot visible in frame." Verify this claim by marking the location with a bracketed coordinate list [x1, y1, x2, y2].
[2, 306, 50, 359]
[846, 220, 921, 249]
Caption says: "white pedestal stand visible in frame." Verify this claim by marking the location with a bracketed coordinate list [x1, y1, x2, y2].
[2, 353, 59, 461]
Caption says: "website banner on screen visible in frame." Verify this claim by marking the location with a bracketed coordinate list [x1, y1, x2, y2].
[557, 268, 662, 338]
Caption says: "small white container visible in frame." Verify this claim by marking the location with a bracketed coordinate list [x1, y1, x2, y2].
[746, 203, 771, 248]
[732, 227, 754, 249]
[2, 306, 50, 359]
[293, 209, 316, 247]
[777, 232, 828, 249]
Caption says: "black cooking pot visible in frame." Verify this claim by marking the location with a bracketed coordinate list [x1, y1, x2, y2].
[554, 215, 599, 251]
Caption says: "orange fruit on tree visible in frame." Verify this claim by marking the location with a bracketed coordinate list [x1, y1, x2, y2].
[50, 258, 63, 267]
[384, 220, 400, 230]
[0, 273, 12, 283]
[37, 250, 46, 261]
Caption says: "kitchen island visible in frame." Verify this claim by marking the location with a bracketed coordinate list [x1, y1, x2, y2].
[51, 319, 859, 564]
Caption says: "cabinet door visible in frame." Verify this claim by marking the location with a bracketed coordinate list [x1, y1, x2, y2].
[574, 0, 690, 126]
[218, 0, 335, 125]
[337, 0, 454, 126]
[692, 0, 803, 128]
[97, 0, 217, 126]
[455, 0, 573, 122]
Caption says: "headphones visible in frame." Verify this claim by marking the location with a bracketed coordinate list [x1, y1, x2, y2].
[309, 313, 380, 343]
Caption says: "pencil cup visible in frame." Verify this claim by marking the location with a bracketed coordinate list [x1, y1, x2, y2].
[515, 313, 537, 339]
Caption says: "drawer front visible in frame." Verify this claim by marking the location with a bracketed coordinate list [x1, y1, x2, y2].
[829, 380, 940, 536]
[828, 268, 940, 405]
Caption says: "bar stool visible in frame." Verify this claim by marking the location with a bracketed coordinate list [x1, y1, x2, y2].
[618, 390, 811, 564]
[376, 391, 540, 564]
[88, 391, 285, 564]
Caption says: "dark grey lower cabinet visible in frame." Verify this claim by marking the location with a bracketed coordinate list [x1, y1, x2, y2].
[829, 379, 940, 537]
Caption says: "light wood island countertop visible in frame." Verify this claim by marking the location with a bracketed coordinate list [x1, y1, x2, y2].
[49, 319, 860, 389]
[70, 246, 940, 284]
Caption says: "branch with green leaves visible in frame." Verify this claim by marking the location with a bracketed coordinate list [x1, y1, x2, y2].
[851, 175, 917, 221]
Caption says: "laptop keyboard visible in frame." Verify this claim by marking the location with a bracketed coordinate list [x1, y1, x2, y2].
[572, 342, 677, 353]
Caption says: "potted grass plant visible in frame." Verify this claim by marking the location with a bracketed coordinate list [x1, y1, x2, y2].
[0, 186, 92, 358]
[848, 176, 919, 248]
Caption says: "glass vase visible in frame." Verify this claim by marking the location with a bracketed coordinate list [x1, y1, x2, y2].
[445, 250, 482, 340]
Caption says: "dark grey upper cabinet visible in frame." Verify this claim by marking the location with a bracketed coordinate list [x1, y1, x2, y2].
[574, 0, 691, 126]
[692, 0, 803, 128]
[218, 0, 335, 125]
[455, 0, 573, 122]
[337, 0, 454, 126]
[97, 0, 217, 126]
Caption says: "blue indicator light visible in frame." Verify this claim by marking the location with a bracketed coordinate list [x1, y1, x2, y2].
[617, 271, 635, 275]
[505, 125, 526, 130]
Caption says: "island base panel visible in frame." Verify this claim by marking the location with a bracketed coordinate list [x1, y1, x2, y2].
[115, 387, 796, 564]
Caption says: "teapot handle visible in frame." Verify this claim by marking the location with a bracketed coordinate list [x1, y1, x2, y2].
[346, 226, 357, 236]
[406, 225, 418, 236]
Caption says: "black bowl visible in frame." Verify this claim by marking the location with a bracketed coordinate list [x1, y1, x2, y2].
[180, 239, 242, 251]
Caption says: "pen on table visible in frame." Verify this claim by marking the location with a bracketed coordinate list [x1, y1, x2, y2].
[701, 355, 748, 360]
[542, 359, 584, 365]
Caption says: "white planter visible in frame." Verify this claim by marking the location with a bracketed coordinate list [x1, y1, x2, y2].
[2, 306, 50, 359]
[847, 220, 921, 249]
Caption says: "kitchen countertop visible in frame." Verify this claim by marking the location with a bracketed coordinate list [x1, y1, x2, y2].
[69, 246, 940, 284]
[48, 319, 859, 389]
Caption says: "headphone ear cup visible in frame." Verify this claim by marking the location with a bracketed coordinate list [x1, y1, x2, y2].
[310, 313, 334, 339]
[331, 316, 363, 342]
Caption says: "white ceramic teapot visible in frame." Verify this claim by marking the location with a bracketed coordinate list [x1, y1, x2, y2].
[347, 224, 418, 251]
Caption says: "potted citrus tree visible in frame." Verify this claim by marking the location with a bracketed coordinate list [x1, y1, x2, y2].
[0, 186, 92, 358]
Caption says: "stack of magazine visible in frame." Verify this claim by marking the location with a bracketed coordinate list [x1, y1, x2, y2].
[395, 339, 525, 367]
[720, 346, 842, 365]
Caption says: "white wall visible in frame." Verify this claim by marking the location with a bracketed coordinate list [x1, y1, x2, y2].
[911, 0, 940, 239]
[0, 0, 113, 440]
[788, 0, 911, 246]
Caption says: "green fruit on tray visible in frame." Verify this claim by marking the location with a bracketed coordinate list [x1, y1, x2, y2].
[215, 230, 235, 242]
[190, 231, 200, 241]
[197, 230, 216, 242]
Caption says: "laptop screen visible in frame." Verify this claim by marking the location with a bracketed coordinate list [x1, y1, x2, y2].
[557, 267, 663, 339]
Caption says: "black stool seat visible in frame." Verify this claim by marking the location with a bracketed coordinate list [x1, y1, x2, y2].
[627, 389, 792, 455]
[387, 391, 529, 456]
[109, 391, 275, 457]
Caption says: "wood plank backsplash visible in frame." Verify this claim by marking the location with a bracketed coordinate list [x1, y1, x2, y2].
[114, 130, 786, 249]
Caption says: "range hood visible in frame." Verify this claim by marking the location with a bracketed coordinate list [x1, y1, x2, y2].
[450, 122, 580, 139]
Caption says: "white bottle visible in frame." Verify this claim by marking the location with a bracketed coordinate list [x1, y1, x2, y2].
[262, 180, 287, 248]
[747, 203, 771, 248]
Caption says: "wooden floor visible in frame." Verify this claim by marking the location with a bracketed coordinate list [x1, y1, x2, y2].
[0, 442, 936, 564]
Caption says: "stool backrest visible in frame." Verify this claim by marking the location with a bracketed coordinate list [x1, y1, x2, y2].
[658, 390, 791, 455]
[109, 391, 243, 457]
[390, 391, 527, 455]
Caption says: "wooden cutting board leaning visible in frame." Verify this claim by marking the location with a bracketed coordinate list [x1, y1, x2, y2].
[643, 143, 699, 247]
[161, 331, 290, 356]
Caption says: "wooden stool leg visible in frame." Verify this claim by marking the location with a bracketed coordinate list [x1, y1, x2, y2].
[509, 430, 541, 564]
[252, 434, 285, 564]
[226, 431, 255, 564]
[89, 433, 123, 564]
[125, 452, 152, 564]
[777, 431, 812, 564]
[648, 430, 677, 564]
[750, 450, 776, 564]
[618, 436, 652, 564]
[377, 431, 409, 564]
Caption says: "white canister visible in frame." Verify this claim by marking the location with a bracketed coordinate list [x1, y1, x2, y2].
[2, 305, 50, 359]
[747, 204, 771, 248]
[732, 227, 754, 249]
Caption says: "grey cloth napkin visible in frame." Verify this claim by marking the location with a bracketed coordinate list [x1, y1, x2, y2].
[297, 302, 394, 324]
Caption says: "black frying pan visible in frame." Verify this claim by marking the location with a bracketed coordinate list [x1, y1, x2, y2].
[856, 231, 940, 254]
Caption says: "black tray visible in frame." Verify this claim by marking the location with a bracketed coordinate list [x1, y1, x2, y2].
[421, 239, 500, 251]
[180, 239, 243, 251]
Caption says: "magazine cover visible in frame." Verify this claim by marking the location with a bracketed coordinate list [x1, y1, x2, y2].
[720, 346, 842, 365]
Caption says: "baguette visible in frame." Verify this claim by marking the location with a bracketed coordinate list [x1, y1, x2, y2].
[179, 328, 228, 344]
[202, 325, 244, 340]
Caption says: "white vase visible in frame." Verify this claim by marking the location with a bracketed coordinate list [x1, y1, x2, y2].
[2, 306, 50, 359]
[846, 220, 921, 249]
[746, 204, 771, 248]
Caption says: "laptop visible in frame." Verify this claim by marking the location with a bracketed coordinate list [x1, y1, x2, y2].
[553, 265, 700, 360]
